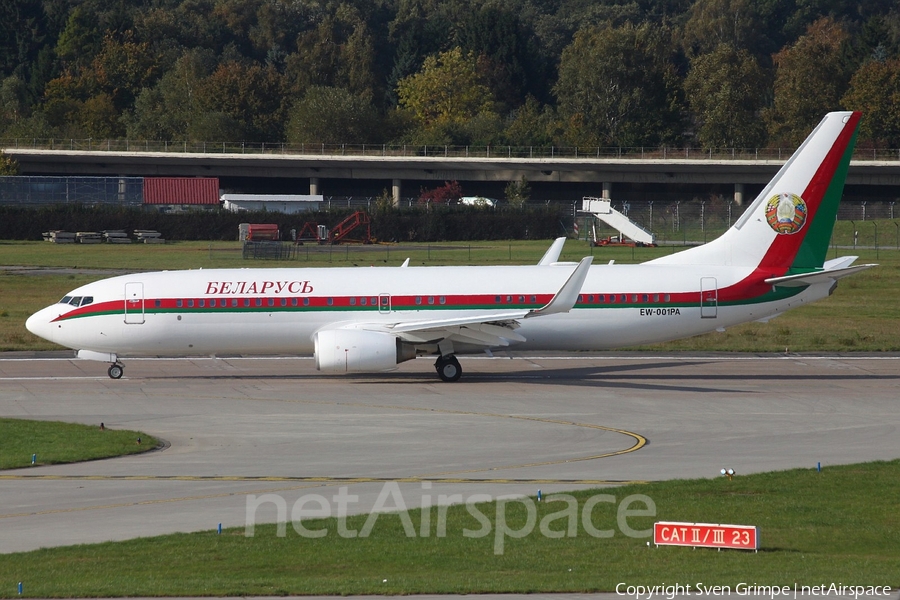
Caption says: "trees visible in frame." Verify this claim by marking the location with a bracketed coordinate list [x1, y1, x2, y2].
[766, 18, 851, 146]
[843, 58, 900, 148]
[505, 177, 530, 208]
[554, 22, 683, 147]
[195, 61, 285, 141]
[0, 150, 18, 175]
[680, 0, 766, 57]
[126, 48, 217, 140]
[396, 47, 497, 144]
[683, 44, 767, 148]
[419, 181, 463, 205]
[285, 86, 379, 144]
[4, 0, 900, 146]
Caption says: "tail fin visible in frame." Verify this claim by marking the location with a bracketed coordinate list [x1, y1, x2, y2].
[648, 112, 860, 273]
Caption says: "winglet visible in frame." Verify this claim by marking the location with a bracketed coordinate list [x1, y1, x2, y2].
[527, 256, 593, 317]
[537, 237, 567, 265]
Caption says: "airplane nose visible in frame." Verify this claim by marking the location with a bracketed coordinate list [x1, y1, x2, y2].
[25, 307, 54, 343]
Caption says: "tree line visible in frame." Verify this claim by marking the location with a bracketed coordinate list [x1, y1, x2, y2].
[2, 0, 900, 151]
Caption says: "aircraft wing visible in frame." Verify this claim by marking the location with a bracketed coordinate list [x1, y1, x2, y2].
[764, 258, 876, 288]
[362, 257, 593, 348]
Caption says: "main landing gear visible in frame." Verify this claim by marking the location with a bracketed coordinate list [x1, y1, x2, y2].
[107, 362, 124, 379]
[434, 355, 462, 382]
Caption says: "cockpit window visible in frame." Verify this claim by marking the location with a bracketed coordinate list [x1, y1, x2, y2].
[58, 295, 91, 307]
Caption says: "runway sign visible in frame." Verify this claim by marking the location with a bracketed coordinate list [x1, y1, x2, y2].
[654, 521, 759, 550]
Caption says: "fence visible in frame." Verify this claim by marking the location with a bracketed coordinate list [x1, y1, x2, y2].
[5, 137, 900, 161]
[0, 176, 143, 206]
[574, 199, 900, 250]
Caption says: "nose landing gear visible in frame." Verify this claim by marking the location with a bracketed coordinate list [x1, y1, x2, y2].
[434, 355, 462, 382]
[107, 363, 124, 379]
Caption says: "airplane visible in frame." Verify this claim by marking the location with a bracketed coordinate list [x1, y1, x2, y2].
[26, 112, 875, 382]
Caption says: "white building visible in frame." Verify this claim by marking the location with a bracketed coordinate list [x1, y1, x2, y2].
[222, 194, 324, 214]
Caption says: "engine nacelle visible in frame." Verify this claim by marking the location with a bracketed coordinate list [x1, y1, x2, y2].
[314, 329, 416, 373]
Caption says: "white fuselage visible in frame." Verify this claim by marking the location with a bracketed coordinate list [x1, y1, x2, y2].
[27, 262, 826, 358]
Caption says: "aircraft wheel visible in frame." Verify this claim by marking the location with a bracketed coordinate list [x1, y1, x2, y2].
[108, 364, 124, 379]
[435, 355, 462, 382]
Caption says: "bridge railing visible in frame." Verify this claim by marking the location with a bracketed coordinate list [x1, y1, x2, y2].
[4, 138, 900, 161]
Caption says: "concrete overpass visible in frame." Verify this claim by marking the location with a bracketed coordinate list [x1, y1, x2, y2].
[6, 147, 900, 205]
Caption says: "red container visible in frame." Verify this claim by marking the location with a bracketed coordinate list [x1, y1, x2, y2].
[143, 178, 219, 205]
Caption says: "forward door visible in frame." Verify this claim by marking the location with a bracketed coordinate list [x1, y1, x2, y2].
[124, 282, 145, 324]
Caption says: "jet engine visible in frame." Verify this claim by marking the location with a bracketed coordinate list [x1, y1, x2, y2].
[314, 329, 417, 373]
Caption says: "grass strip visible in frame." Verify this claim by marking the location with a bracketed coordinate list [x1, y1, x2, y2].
[1, 460, 897, 596]
[0, 418, 157, 469]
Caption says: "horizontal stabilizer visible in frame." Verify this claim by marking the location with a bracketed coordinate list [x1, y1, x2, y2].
[764, 262, 876, 288]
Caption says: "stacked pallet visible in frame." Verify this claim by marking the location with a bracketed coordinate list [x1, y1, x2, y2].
[76, 231, 102, 244]
[103, 230, 132, 244]
[134, 230, 165, 244]
[43, 231, 76, 243]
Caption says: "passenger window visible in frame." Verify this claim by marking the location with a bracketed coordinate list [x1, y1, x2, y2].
[440, 296, 446, 304]
[428, 296, 434, 305]
[280, 298, 286, 307]
[495, 296, 501, 303]
[243, 299, 250, 307]
[327, 298, 333, 306]
[371, 297, 377, 305]
[530, 295, 536, 303]
[188, 299, 194, 308]
[267, 298, 274, 307]
[199, 299, 205, 308]
[176, 299, 183, 308]
[664, 294, 671, 302]
[303, 298, 309, 306]
[231, 299, 238, 307]
[642, 294, 648, 302]
[255, 298, 262, 307]
[416, 297, 422, 305]
[291, 298, 298, 306]
[208, 299, 215, 308]
[155, 299, 161, 308]
[350, 298, 356, 306]
[517, 296, 523, 304]
[360, 297, 366, 306]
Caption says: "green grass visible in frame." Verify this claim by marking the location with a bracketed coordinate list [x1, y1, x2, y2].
[0, 418, 157, 469]
[0, 460, 897, 595]
[2, 239, 898, 352]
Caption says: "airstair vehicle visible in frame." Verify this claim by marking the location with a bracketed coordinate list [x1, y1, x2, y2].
[580, 197, 656, 247]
